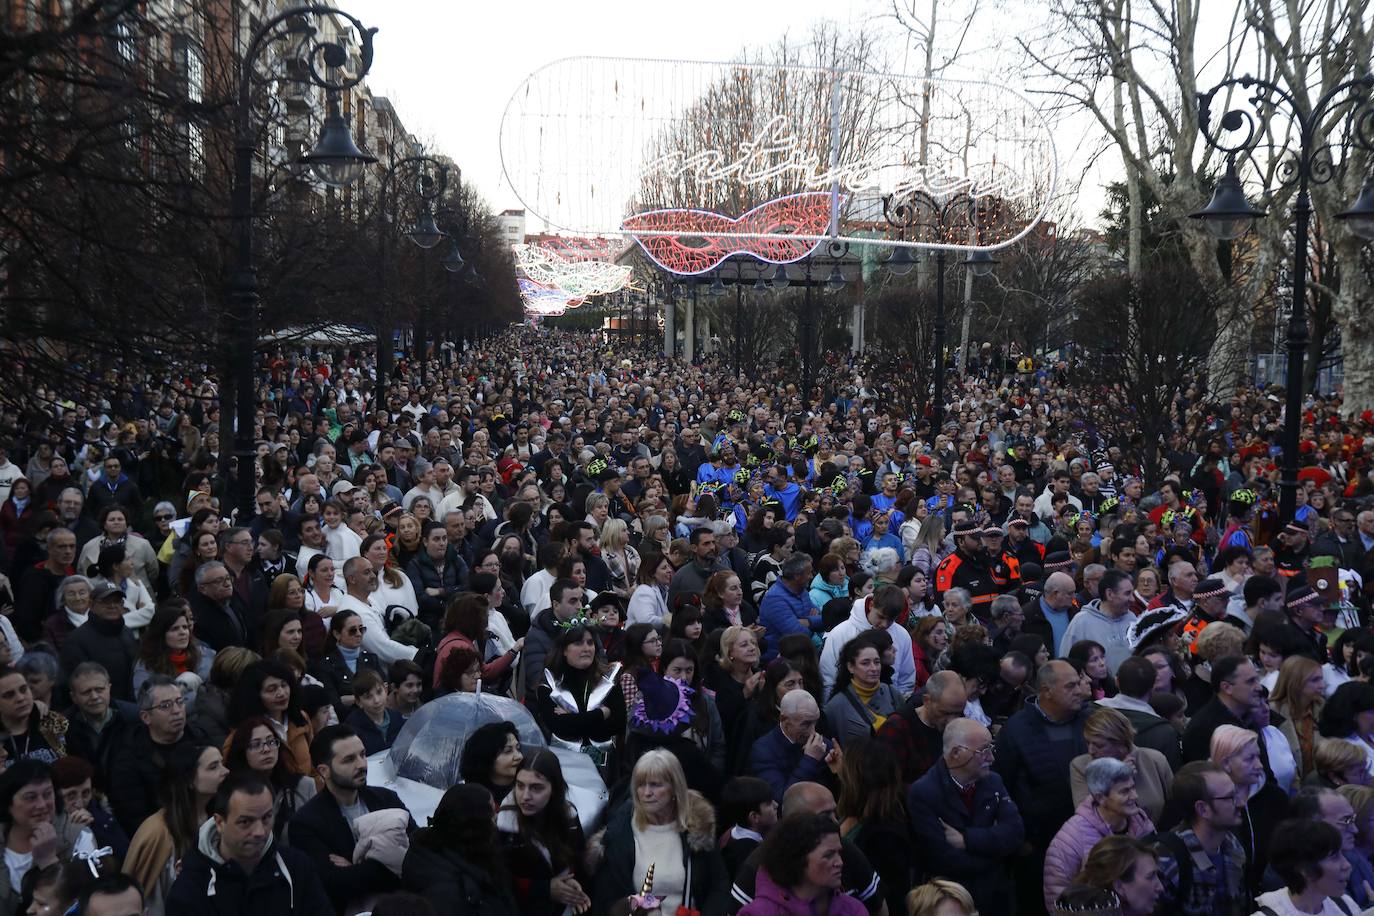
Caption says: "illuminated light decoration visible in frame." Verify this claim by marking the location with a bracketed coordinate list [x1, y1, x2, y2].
[643, 115, 1035, 204]
[620, 191, 833, 275]
[512, 243, 633, 297]
[536, 236, 626, 262]
[500, 57, 1058, 253]
[518, 278, 583, 316]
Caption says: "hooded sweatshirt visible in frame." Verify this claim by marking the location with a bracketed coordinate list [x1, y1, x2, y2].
[1058, 599, 1138, 673]
[165, 815, 331, 916]
[819, 597, 915, 698]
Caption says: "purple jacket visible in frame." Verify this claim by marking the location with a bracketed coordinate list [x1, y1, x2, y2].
[1043, 795, 1155, 910]
[739, 867, 869, 916]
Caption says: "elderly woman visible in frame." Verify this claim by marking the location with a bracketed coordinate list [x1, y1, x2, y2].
[43, 575, 92, 649]
[1043, 757, 1156, 910]
[1069, 707, 1174, 822]
[590, 748, 729, 915]
[1212, 723, 1290, 893]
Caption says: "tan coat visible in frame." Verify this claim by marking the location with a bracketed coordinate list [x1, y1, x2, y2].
[1069, 746, 1174, 824]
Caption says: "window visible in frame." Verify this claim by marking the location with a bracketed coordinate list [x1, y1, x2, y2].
[184, 41, 204, 103]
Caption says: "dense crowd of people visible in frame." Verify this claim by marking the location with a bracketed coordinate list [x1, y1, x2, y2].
[0, 326, 1372, 916]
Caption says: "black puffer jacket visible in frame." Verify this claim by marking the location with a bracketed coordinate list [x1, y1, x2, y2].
[58, 615, 138, 700]
[402, 839, 520, 916]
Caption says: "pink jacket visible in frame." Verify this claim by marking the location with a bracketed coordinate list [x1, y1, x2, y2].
[739, 867, 869, 916]
[1043, 796, 1155, 910]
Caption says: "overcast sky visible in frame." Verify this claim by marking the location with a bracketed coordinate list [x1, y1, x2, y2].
[342, 0, 1237, 233]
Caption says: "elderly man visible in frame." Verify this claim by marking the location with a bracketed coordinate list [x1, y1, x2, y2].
[190, 561, 252, 651]
[1022, 571, 1079, 657]
[876, 671, 969, 788]
[748, 689, 841, 802]
[909, 717, 1024, 915]
[60, 582, 138, 701]
[340, 557, 417, 668]
[995, 660, 1090, 916]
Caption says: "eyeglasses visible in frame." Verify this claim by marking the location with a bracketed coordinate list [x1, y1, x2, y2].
[1333, 814, 1358, 828]
[154, 514, 174, 522]
[345, 625, 367, 635]
[204, 577, 233, 587]
[247, 737, 281, 752]
[147, 696, 187, 713]
[1208, 792, 1238, 805]
[955, 744, 996, 758]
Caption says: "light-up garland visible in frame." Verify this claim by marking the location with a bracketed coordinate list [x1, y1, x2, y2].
[500, 58, 1058, 253]
[620, 190, 834, 274]
[513, 244, 633, 297]
[518, 278, 582, 316]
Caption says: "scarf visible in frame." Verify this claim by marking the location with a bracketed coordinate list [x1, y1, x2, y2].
[851, 681, 889, 732]
[167, 650, 190, 676]
[338, 644, 362, 673]
[722, 605, 742, 627]
[65, 607, 89, 628]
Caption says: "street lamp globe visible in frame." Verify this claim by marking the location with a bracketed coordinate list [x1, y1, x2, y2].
[1336, 177, 1374, 241]
[1190, 162, 1266, 241]
[752, 275, 768, 292]
[886, 245, 916, 277]
[407, 209, 445, 249]
[299, 102, 376, 189]
[826, 265, 845, 291]
[962, 250, 998, 278]
[770, 263, 791, 290]
[441, 240, 466, 273]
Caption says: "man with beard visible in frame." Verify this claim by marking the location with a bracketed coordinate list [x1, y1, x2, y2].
[289, 725, 413, 915]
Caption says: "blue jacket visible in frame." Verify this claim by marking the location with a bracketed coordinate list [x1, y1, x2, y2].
[747, 724, 828, 803]
[907, 760, 1024, 916]
[993, 698, 1089, 846]
[758, 579, 820, 662]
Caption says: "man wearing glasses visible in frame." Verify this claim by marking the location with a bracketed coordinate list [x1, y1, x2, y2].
[1153, 761, 1247, 916]
[907, 717, 1024, 916]
[190, 561, 251, 651]
[109, 675, 198, 833]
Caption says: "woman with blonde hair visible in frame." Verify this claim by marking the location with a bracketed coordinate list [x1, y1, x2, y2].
[590, 748, 728, 915]
[705, 625, 764, 733]
[1308, 740, 1373, 789]
[1069, 707, 1174, 822]
[905, 879, 977, 916]
[1271, 654, 1327, 780]
[599, 517, 639, 597]
[1211, 723, 1289, 888]
[904, 514, 949, 580]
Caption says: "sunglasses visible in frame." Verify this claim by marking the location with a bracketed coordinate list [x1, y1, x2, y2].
[344, 625, 367, 635]
[154, 514, 174, 522]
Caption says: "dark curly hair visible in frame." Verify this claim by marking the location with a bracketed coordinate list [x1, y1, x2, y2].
[757, 812, 841, 888]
